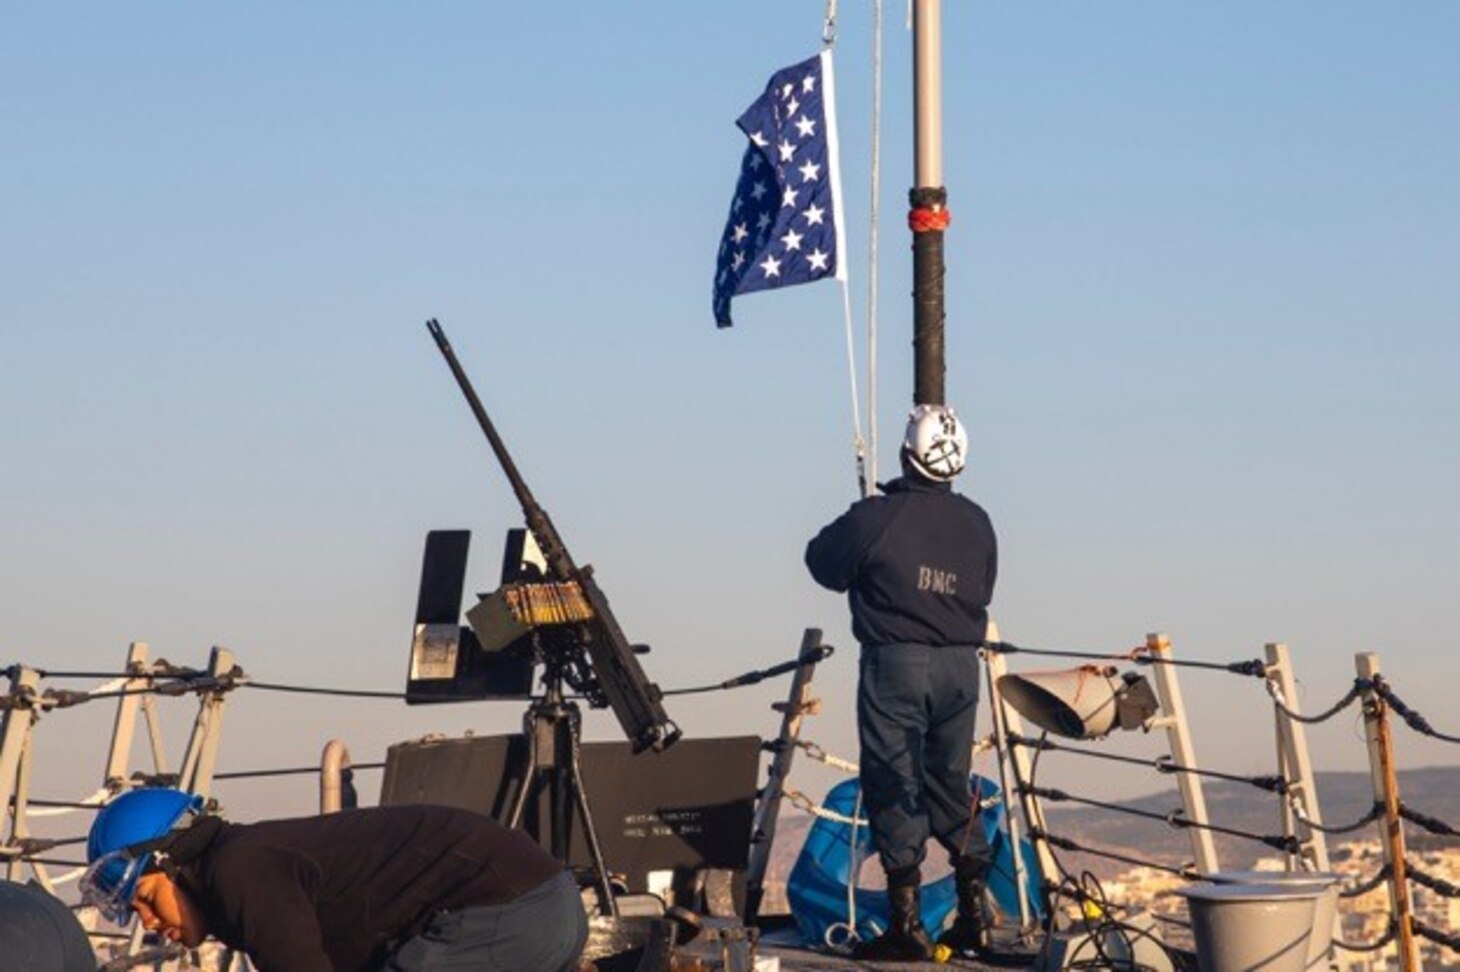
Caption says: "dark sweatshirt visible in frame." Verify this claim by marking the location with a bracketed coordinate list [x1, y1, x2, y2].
[805, 475, 997, 647]
[178, 804, 564, 972]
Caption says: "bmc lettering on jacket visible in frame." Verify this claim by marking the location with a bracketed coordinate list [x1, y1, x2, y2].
[917, 566, 957, 595]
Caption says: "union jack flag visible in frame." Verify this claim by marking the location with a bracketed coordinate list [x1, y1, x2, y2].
[713, 51, 845, 328]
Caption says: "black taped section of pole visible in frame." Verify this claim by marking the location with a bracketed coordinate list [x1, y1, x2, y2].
[911, 185, 947, 406]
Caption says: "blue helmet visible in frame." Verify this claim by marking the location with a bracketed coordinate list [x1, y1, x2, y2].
[82, 788, 203, 924]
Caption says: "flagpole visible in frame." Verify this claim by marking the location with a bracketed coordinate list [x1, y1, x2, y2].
[911, 0, 947, 407]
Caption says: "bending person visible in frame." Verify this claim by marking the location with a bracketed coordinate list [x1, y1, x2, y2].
[82, 787, 588, 972]
[806, 404, 998, 962]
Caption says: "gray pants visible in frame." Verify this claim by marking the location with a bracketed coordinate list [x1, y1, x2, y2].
[384, 872, 587, 972]
[858, 643, 993, 881]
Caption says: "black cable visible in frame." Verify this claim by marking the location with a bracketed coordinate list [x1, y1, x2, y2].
[11, 856, 89, 868]
[23, 650, 824, 707]
[1408, 863, 1460, 899]
[1021, 737, 1193, 972]
[243, 681, 409, 700]
[1007, 732, 1289, 794]
[1268, 679, 1367, 725]
[1031, 829, 1197, 880]
[212, 762, 385, 781]
[5, 797, 102, 810]
[1372, 676, 1460, 744]
[1340, 863, 1391, 899]
[1334, 920, 1397, 953]
[1415, 919, 1460, 953]
[6, 835, 87, 852]
[24, 675, 243, 709]
[33, 667, 203, 680]
[1293, 802, 1384, 835]
[985, 641, 1266, 677]
[1399, 803, 1459, 836]
[1023, 785, 1301, 854]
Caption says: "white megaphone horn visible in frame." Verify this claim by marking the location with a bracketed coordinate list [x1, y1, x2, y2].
[996, 665, 1159, 740]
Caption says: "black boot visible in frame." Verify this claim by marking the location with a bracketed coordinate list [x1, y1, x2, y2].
[853, 881, 937, 962]
[937, 859, 993, 957]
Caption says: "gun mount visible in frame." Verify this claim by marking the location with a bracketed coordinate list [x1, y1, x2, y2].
[419, 318, 681, 755]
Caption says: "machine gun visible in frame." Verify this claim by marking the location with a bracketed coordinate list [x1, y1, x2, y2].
[425, 318, 681, 755]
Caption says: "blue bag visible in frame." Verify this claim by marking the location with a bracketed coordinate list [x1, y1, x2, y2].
[785, 774, 1044, 947]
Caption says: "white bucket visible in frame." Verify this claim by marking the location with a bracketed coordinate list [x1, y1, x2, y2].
[1202, 871, 1342, 969]
[1177, 883, 1323, 972]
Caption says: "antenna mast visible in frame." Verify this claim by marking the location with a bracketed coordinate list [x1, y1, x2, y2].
[911, 0, 947, 406]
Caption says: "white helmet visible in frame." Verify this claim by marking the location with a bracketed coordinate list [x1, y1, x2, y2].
[902, 404, 967, 481]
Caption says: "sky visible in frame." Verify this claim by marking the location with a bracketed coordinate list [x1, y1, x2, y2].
[3, 1, 1458, 835]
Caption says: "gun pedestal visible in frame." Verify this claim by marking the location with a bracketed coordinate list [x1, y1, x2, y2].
[508, 665, 618, 917]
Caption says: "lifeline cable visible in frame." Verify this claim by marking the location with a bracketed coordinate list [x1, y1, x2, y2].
[5, 798, 101, 810]
[984, 640, 1266, 678]
[243, 681, 409, 700]
[1005, 732, 1289, 794]
[1398, 802, 1459, 837]
[1372, 676, 1460, 744]
[1021, 738, 1196, 972]
[28, 664, 203, 681]
[1334, 920, 1397, 953]
[241, 647, 830, 702]
[1414, 919, 1460, 953]
[1, 673, 245, 712]
[1022, 785, 1302, 855]
[9, 856, 88, 869]
[1286, 800, 1384, 835]
[1265, 678, 1367, 725]
[0, 835, 86, 855]
[1029, 829, 1198, 881]
[1407, 863, 1460, 899]
[211, 762, 385, 781]
[1340, 863, 1391, 899]
[660, 644, 835, 697]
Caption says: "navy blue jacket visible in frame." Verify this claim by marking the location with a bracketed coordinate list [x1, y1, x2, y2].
[805, 476, 997, 647]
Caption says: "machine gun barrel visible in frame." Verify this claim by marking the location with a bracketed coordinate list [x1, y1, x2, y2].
[425, 319, 680, 753]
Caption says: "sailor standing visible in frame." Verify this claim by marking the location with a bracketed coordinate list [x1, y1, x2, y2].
[805, 404, 997, 962]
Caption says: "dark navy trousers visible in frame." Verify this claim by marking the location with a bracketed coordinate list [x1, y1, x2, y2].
[857, 643, 993, 882]
[383, 872, 587, 972]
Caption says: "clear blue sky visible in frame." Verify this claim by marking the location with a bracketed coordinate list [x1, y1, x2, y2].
[3, 3, 1457, 823]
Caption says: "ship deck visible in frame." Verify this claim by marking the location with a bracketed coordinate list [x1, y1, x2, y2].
[762, 944, 1032, 971]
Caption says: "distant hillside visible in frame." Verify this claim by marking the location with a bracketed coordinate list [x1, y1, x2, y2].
[1041, 766, 1459, 874]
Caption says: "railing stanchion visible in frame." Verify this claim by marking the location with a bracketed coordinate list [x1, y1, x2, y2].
[103, 642, 152, 791]
[0, 666, 41, 883]
[1265, 642, 1330, 872]
[1145, 632, 1219, 875]
[984, 637, 1059, 915]
[982, 628, 1040, 931]
[1357, 652, 1418, 972]
[178, 646, 238, 800]
[744, 628, 827, 924]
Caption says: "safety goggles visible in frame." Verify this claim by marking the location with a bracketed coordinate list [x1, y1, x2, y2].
[80, 848, 151, 925]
